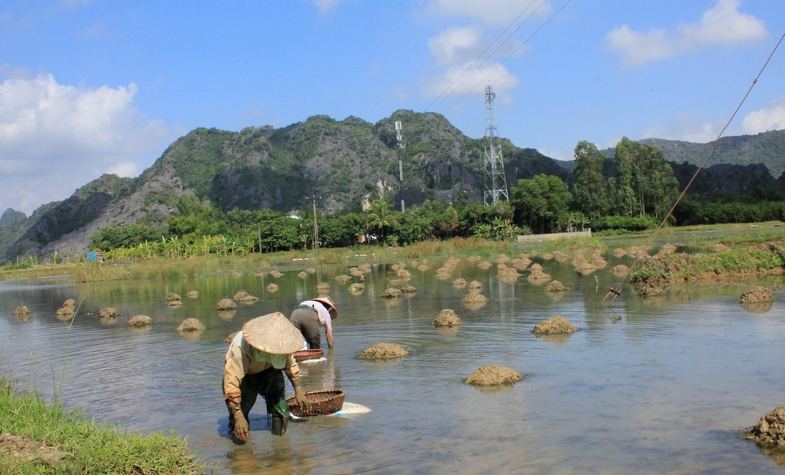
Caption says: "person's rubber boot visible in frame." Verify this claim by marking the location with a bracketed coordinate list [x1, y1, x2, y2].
[271, 414, 288, 436]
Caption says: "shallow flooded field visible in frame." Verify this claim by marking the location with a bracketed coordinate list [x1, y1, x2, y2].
[2, 252, 785, 474]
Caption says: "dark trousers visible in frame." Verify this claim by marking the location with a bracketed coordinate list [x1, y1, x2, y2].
[290, 307, 321, 349]
[224, 367, 288, 425]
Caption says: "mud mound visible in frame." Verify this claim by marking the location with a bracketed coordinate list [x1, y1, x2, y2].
[401, 283, 417, 294]
[55, 307, 74, 319]
[335, 274, 351, 285]
[98, 307, 118, 319]
[269, 270, 283, 279]
[62, 299, 76, 308]
[553, 251, 569, 263]
[305, 267, 317, 274]
[12, 305, 30, 318]
[358, 343, 408, 360]
[739, 286, 774, 304]
[745, 405, 785, 447]
[657, 244, 677, 256]
[610, 264, 630, 276]
[186, 290, 199, 299]
[348, 283, 365, 295]
[165, 292, 182, 304]
[711, 243, 730, 252]
[527, 270, 551, 285]
[462, 292, 488, 304]
[433, 309, 462, 327]
[216, 298, 237, 310]
[297, 271, 308, 279]
[466, 280, 483, 291]
[544, 280, 568, 293]
[464, 365, 522, 386]
[626, 245, 651, 259]
[477, 260, 492, 270]
[494, 254, 510, 265]
[542, 253, 554, 261]
[0, 432, 70, 466]
[383, 288, 402, 299]
[128, 315, 152, 327]
[510, 257, 531, 270]
[416, 264, 431, 272]
[233, 290, 259, 303]
[467, 255, 481, 263]
[266, 283, 279, 293]
[532, 315, 576, 335]
[217, 310, 237, 321]
[612, 248, 627, 258]
[316, 282, 331, 293]
[452, 278, 467, 288]
[177, 317, 205, 333]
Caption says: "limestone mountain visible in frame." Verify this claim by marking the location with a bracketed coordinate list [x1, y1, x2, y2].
[3, 110, 565, 261]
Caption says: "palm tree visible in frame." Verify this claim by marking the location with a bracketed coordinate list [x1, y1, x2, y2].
[366, 198, 396, 242]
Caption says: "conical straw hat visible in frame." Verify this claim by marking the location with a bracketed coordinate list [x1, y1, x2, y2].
[242, 312, 305, 355]
[312, 296, 338, 319]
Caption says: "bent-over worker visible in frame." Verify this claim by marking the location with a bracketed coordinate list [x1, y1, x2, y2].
[223, 312, 310, 442]
[289, 296, 338, 349]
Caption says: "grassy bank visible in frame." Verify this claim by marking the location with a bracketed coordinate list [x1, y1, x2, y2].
[0, 378, 202, 474]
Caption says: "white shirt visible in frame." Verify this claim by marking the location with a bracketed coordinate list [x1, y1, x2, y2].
[299, 300, 333, 334]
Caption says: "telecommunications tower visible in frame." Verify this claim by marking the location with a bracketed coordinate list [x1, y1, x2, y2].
[483, 85, 509, 205]
[395, 120, 406, 212]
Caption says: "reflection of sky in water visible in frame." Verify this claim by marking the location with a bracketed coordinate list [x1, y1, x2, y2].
[0, 257, 784, 474]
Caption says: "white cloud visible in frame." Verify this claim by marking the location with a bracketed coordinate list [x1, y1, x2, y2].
[0, 73, 174, 214]
[429, 0, 551, 26]
[606, 0, 767, 67]
[424, 61, 518, 98]
[312, 0, 343, 13]
[428, 26, 483, 65]
[742, 100, 785, 133]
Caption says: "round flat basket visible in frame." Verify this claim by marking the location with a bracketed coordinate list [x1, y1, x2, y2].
[288, 389, 345, 417]
[293, 349, 324, 362]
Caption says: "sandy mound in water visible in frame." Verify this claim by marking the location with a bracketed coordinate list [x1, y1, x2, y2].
[612, 248, 627, 258]
[466, 280, 483, 291]
[98, 307, 118, 319]
[656, 244, 677, 256]
[297, 271, 308, 279]
[464, 365, 522, 386]
[739, 286, 774, 304]
[553, 251, 569, 263]
[510, 257, 531, 270]
[745, 405, 785, 447]
[266, 283, 279, 293]
[452, 278, 467, 288]
[358, 343, 408, 360]
[316, 282, 331, 292]
[269, 270, 283, 279]
[610, 264, 630, 276]
[233, 290, 259, 303]
[217, 310, 237, 321]
[0, 432, 70, 466]
[335, 274, 351, 285]
[165, 292, 181, 303]
[401, 283, 417, 294]
[305, 267, 316, 274]
[62, 299, 76, 308]
[544, 280, 568, 293]
[462, 293, 488, 304]
[433, 309, 462, 327]
[55, 307, 74, 320]
[128, 315, 152, 327]
[532, 315, 576, 335]
[494, 254, 510, 265]
[177, 317, 205, 332]
[186, 290, 199, 299]
[383, 288, 402, 298]
[12, 305, 30, 318]
[216, 298, 237, 310]
[711, 243, 729, 252]
[477, 260, 492, 270]
[541, 253, 554, 261]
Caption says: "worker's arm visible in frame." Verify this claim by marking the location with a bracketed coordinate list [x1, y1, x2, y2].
[326, 326, 335, 349]
[285, 355, 309, 408]
[223, 340, 251, 441]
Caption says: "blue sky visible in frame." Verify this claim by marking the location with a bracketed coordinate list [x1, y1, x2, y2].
[1, 0, 784, 214]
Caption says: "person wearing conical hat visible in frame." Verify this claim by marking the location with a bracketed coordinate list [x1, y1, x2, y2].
[223, 312, 310, 442]
[289, 296, 338, 349]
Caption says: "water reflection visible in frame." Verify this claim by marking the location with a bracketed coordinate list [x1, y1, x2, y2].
[0, 254, 784, 474]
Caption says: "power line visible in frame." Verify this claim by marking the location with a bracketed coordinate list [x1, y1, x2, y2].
[604, 30, 785, 305]
[427, 0, 543, 110]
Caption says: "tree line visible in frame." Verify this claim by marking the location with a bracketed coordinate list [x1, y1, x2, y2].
[91, 137, 785, 258]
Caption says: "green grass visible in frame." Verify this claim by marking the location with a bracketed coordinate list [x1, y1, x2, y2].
[0, 378, 202, 474]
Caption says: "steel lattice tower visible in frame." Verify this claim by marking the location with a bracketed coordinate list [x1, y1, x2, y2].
[483, 85, 509, 205]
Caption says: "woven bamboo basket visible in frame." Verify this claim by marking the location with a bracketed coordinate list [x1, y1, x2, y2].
[293, 349, 324, 362]
[287, 389, 345, 417]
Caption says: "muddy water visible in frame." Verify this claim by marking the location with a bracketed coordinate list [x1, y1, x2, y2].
[1, 257, 785, 474]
